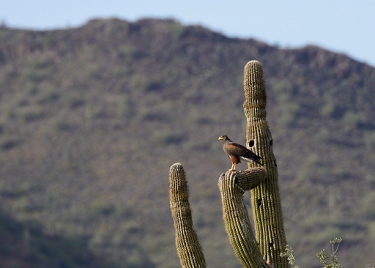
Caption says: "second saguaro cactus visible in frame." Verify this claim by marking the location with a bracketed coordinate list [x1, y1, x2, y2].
[169, 163, 206, 268]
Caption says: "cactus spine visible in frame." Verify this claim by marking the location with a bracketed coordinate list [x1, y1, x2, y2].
[243, 60, 289, 267]
[169, 163, 206, 268]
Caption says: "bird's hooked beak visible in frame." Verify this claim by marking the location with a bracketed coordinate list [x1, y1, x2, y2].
[218, 136, 224, 141]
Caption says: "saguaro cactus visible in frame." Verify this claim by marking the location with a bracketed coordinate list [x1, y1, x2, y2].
[169, 60, 289, 267]
[169, 163, 206, 268]
[243, 60, 289, 267]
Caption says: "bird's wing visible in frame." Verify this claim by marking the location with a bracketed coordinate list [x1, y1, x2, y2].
[224, 143, 248, 156]
[225, 142, 263, 165]
[233, 143, 263, 164]
[240, 152, 263, 165]
[240, 147, 260, 159]
[240, 155, 261, 162]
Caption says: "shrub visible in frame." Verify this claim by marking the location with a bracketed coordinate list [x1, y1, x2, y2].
[0, 136, 19, 151]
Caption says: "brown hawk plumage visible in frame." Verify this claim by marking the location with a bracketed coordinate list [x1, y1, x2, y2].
[218, 135, 263, 171]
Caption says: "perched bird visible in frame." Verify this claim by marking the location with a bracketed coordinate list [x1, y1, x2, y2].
[218, 135, 263, 171]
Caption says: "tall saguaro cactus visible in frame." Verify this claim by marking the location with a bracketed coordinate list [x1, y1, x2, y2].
[169, 60, 289, 267]
[243, 60, 289, 267]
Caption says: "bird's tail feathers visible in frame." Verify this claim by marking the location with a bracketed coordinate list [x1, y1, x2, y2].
[240, 156, 264, 166]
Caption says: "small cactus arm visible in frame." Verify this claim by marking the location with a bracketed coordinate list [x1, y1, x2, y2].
[243, 60, 289, 267]
[169, 163, 206, 268]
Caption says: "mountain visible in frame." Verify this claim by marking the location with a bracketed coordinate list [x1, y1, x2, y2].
[0, 18, 374, 267]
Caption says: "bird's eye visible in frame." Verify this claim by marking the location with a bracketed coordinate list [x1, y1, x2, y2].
[248, 140, 255, 147]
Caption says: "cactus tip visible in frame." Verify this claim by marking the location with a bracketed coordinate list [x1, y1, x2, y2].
[170, 163, 184, 172]
[245, 60, 262, 68]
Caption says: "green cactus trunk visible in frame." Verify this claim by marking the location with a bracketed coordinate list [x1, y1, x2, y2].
[243, 60, 289, 267]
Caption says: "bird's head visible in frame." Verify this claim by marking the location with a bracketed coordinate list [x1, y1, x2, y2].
[218, 135, 230, 142]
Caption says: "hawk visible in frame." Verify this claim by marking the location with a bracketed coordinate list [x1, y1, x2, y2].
[218, 135, 263, 171]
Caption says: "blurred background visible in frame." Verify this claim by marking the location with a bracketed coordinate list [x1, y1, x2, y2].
[2, 1, 375, 66]
[0, 1, 374, 267]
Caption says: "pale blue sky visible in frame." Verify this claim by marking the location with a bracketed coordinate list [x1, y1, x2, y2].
[2, 1, 375, 66]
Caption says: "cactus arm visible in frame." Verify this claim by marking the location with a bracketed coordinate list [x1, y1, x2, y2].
[169, 163, 206, 268]
[243, 60, 289, 267]
[218, 169, 271, 268]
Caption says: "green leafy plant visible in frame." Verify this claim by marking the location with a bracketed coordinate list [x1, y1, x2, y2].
[280, 245, 299, 268]
[316, 237, 342, 268]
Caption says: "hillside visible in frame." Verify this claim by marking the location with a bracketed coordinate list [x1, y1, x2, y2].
[0, 18, 374, 267]
[0, 209, 113, 267]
